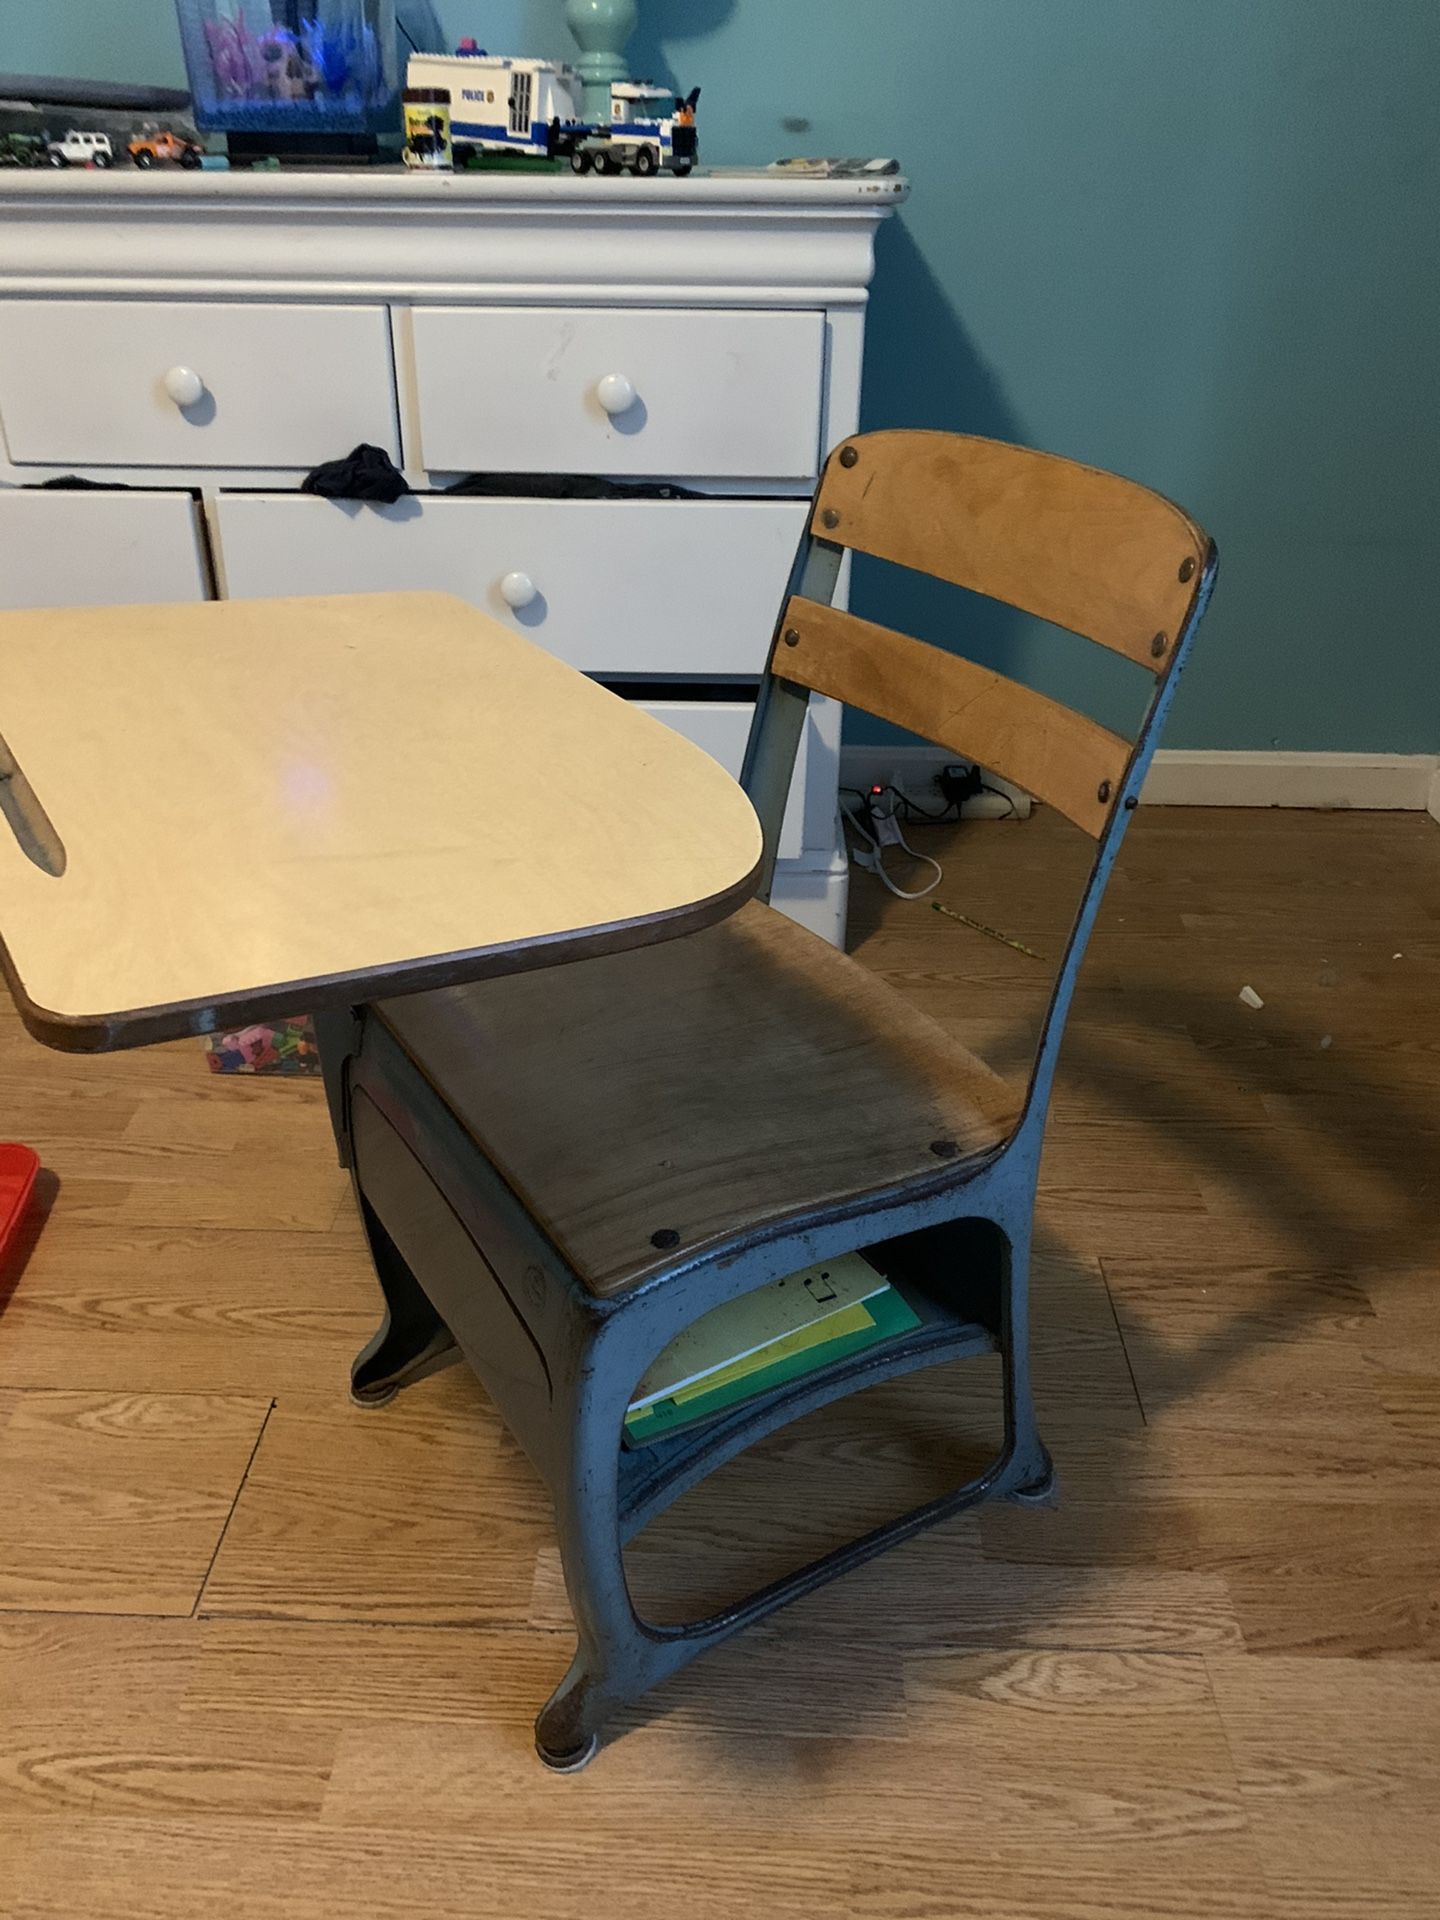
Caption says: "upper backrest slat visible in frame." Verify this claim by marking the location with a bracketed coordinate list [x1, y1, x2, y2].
[774, 596, 1132, 838]
[813, 431, 1208, 669]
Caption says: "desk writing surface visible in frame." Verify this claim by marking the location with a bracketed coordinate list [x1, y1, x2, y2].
[0, 592, 762, 1050]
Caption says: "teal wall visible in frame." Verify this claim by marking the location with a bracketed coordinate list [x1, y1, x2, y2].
[5, 0, 1437, 750]
[0, 2, 185, 89]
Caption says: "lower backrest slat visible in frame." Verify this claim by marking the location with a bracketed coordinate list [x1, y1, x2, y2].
[773, 595, 1132, 837]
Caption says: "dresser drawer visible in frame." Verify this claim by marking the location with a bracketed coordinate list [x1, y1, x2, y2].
[631, 696, 808, 862]
[0, 490, 208, 607]
[0, 300, 398, 469]
[409, 307, 824, 479]
[214, 493, 807, 675]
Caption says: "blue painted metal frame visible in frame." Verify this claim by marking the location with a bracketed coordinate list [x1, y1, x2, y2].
[319, 440, 1218, 1770]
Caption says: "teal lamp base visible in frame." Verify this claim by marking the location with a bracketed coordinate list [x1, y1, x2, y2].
[565, 0, 639, 122]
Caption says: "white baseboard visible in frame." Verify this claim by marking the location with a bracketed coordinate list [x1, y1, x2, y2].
[1142, 750, 1439, 809]
[841, 746, 1440, 814]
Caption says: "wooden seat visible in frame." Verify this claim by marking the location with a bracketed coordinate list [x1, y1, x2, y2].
[377, 898, 1021, 1299]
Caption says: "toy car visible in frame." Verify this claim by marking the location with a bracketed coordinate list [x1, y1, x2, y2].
[44, 130, 114, 169]
[128, 128, 205, 170]
[570, 83, 699, 177]
[0, 132, 47, 168]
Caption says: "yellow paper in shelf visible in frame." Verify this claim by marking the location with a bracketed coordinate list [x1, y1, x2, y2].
[670, 1299, 878, 1405]
[629, 1250, 887, 1411]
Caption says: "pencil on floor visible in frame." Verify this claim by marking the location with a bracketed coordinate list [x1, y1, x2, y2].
[931, 898, 1044, 961]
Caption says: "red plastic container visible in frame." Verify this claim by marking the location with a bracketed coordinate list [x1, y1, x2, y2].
[0, 1143, 40, 1260]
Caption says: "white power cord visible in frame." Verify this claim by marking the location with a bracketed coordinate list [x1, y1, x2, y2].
[840, 787, 943, 900]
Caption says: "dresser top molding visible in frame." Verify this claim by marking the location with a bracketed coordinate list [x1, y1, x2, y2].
[0, 171, 909, 308]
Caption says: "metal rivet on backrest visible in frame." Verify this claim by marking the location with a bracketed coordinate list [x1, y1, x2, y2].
[782, 628, 800, 647]
[1178, 556, 1196, 583]
[821, 508, 841, 529]
[1150, 632, 1168, 658]
[838, 445, 859, 468]
[1097, 781, 1112, 803]
[650, 1228, 680, 1250]
[930, 1138, 958, 1159]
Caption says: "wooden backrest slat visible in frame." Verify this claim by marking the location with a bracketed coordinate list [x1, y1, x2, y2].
[774, 597, 1132, 838]
[814, 431, 1207, 669]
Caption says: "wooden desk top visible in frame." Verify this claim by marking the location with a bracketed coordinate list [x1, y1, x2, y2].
[0, 592, 762, 1051]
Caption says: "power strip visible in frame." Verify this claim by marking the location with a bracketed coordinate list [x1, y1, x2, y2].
[843, 759, 1028, 899]
[842, 752, 1033, 820]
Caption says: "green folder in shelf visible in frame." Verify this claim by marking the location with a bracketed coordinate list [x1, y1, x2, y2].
[623, 1256, 923, 1449]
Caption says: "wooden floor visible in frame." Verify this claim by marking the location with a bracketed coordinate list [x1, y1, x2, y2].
[1, 807, 1437, 1919]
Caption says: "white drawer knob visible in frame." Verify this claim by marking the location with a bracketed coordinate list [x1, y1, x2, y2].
[500, 570, 538, 611]
[163, 365, 206, 408]
[596, 372, 637, 416]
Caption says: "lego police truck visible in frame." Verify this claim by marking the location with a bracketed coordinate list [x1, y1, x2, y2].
[405, 50, 698, 175]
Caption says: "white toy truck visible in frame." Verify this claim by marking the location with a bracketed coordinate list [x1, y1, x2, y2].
[570, 81, 699, 176]
[404, 50, 698, 176]
[45, 130, 114, 169]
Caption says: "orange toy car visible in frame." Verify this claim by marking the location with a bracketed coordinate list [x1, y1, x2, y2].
[128, 128, 204, 169]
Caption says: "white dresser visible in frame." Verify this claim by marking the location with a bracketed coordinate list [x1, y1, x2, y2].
[0, 170, 905, 941]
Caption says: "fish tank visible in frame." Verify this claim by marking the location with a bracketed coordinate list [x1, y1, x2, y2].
[175, 0, 444, 157]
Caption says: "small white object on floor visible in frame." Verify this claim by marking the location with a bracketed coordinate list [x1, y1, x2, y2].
[1319, 1034, 1333, 1049]
[1238, 985, 1264, 1010]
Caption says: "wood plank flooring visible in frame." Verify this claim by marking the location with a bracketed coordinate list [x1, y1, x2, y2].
[1, 807, 1437, 1919]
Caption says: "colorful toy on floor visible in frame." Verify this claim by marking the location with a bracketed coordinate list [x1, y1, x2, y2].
[203, 1015, 321, 1075]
